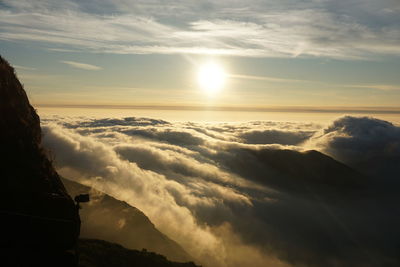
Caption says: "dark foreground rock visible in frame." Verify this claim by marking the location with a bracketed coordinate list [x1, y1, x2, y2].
[78, 239, 200, 267]
[0, 55, 80, 265]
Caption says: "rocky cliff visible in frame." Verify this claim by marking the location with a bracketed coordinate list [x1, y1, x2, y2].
[0, 55, 80, 266]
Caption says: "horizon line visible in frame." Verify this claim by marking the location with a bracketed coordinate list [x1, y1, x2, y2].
[34, 104, 400, 114]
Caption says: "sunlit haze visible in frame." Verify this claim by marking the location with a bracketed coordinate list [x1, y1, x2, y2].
[197, 62, 226, 95]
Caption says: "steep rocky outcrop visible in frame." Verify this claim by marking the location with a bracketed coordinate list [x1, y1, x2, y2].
[0, 56, 80, 265]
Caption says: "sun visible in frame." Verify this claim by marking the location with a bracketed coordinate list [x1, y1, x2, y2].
[197, 62, 226, 94]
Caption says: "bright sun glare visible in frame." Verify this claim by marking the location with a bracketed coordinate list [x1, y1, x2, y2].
[197, 62, 226, 94]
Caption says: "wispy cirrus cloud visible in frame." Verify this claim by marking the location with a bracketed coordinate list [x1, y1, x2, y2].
[229, 74, 312, 83]
[231, 75, 400, 91]
[60, 60, 102, 70]
[0, 0, 399, 59]
[347, 84, 400, 91]
[13, 64, 36, 71]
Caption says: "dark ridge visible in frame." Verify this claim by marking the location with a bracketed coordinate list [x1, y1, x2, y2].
[78, 239, 200, 267]
[0, 55, 80, 265]
[252, 149, 366, 191]
[221, 147, 368, 199]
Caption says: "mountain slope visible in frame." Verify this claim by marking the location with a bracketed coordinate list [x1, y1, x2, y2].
[78, 239, 199, 267]
[0, 55, 80, 265]
[221, 147, 367, 198]
[62, 178, 193, 263]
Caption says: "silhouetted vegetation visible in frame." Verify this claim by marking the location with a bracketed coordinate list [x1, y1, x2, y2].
[78, 239, 200, 267]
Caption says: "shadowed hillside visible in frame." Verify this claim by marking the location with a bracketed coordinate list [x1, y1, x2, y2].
[62, 178, 194, 263]
[0, 55, 80, 265]
[78, 239, 199, 267]
[248, 148, 366, 196]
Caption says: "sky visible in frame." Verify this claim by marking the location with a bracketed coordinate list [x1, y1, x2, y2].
[1, 0, 400, 110]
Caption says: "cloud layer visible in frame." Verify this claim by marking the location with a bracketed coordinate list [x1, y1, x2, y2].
[308, 116, 400, 182]
[60, 60, 102, 70]
[1, 0, 400, 58]
[41, 115, 400, 267]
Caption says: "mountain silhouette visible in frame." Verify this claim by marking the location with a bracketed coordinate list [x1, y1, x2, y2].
[62, 178, 194, 263]
[78, 239, 199, 267]
[222, 147, 367, 198]
[0, 55, 80, 265]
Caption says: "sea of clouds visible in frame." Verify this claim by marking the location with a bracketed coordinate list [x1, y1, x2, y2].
[41, 115, 400, 267]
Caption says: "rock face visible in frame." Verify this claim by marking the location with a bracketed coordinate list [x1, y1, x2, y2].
[0, 55, 80, 265]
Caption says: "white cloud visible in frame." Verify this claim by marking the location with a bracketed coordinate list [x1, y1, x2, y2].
[60, 60, 102, 70]
[13, 65, 36, 71]
[0, 0, 399, 59]
[347, 84, 400, 91]
[40, 115, 400, 267]
[229, 74, 312, 83]
[307, 115, 400, 178]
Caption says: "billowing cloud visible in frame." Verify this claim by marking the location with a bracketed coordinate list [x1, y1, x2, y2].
[308, 116, 400, 180]
[1, 0, 399, 58]
[239, 129, 314, 145]
[60, 60, 102, 70]
[41, 115, 400, 267]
